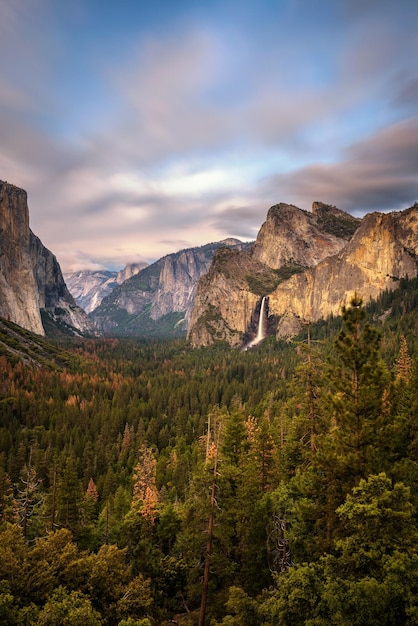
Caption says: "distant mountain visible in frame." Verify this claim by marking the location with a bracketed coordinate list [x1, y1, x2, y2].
[64, 263, 147, 314]
[0, 181, 95, 337]
[9, 176, 416, 349]
[116, 262, 148, 285]
[64, 270, 117, 314]
[91, 239, 251, 337]
[188, 201, 418, 347]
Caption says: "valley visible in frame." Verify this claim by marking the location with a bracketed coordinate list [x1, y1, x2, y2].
[0, 277, 417, 624]
[1, 180, 418, 624]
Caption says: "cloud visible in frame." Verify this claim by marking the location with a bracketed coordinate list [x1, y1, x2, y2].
[261, 116, 418, 214]
[392, 74, 418, 110]
[83, 29, 229, 166]
[93, 3, 418, 169]
[1, 1, 418, 271]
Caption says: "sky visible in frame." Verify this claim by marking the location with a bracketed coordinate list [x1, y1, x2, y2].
[1, 0, 418, 272]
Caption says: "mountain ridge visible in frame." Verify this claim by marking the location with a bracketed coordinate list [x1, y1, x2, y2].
[0, 180, 95, 337]
[188, 201, 418, 347]
[2, 179, 417, 345]
[90, 238, 251, 337]
[64, 263, 148, 314]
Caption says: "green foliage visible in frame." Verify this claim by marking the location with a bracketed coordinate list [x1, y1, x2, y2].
[216, 586, 260, 625]
[327, 295, 391, 478]
[275, 261, 306, 282]
[245, 272, 280, 295]
[255, 474, 418, 625]
[37, 586, 103, 626]
[110, 309, 187, 339]
[245, 262, 306, 295]
[0, 317, 79, 368]
[0, 287, 417, 623]
[316, 209, 359, 239]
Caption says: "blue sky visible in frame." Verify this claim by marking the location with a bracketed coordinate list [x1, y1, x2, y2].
[1, 0, 418, 271]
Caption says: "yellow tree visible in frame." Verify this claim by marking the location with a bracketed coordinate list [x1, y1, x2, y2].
[395, 334, 413, 384]
[132, 445, 158, 525]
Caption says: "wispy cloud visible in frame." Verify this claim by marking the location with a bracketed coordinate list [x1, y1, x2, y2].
[0, 0, 417, 270]
[261, 117, 418, 214]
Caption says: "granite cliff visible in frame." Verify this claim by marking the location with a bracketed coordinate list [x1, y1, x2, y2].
[64, 263, 148, 314]
[4, 178, 416, 345]
[91, 239, 250, 337]
[188, 202, 418, 347]
[0, 182, 44, 334]
[0, 180, 94, 336]
[64, 270, 119, 314]
[269, 204, 418, 337]
[251, 202, 359, 269]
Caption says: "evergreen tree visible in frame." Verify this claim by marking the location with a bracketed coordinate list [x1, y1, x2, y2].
[56, 455, 81, 532]
[132, 445, 159, 525]
[288, 297, 392, 558]
[329, 295, 390, 478]
[257, 474, 418, 626]
[395, 335, 413, 383]
[37, 586, 102, 626]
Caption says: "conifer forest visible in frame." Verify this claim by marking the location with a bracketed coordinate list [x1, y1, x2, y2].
[1, 280, 418, 625]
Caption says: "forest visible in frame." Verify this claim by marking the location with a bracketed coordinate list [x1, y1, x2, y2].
[0, 278, 418, 626]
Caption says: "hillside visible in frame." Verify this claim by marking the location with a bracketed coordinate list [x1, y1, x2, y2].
[91, 239, 251, 337]
[0, 277, 417, 623]
[0, 317, 78, 369]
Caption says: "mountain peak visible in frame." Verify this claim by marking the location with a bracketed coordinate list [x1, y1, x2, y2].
[251, 201, 355, 270]
[0, 181, 94, 337]
[188, 201, 418, 346]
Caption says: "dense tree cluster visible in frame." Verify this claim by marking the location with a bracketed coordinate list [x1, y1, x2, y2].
[0, 281, 418, 625]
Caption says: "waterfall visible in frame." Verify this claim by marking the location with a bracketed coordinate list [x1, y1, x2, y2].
[255, 295, 267, 342]
[246, 296, 267, 348]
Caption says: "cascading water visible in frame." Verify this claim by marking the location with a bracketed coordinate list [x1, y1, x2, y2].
[246, 296, 267, 348]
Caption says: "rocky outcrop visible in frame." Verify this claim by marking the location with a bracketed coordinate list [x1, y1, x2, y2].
[0, 180, 94, 336]
[188, 202, 360, 347]
[269, 204, 418, 337]
[116, 262, 147, 285]
[91, 239, 249, 337]
[64, 270, 118, 314]
[188, 202, 418, 346]
[251, 202, 359, 269]
[30, 233, 95, 335]
[188, 248, 280, 347]
[0, 182, 44, 334]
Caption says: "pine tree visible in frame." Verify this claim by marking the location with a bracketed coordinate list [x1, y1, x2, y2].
[199, 408, 222, 626]
[327, 294, 390, 480]
[56, 455, 81, 532]
[0, 466, 17, 525]
[288, 297, 392, 558]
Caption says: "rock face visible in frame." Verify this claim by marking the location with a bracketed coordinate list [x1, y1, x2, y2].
[91, 239, 250, 337]
[0, 180, 94, 336]
[188, 202, 418, 347]
[269, 204, 418, 337]
[251, 202, 359, 269]
[116, 262, 147, 285]
[64, 270, 118, 314]
[0, 182, 44, 334]
[188, 247, 282, 347]
[64, 264, 147, 314]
